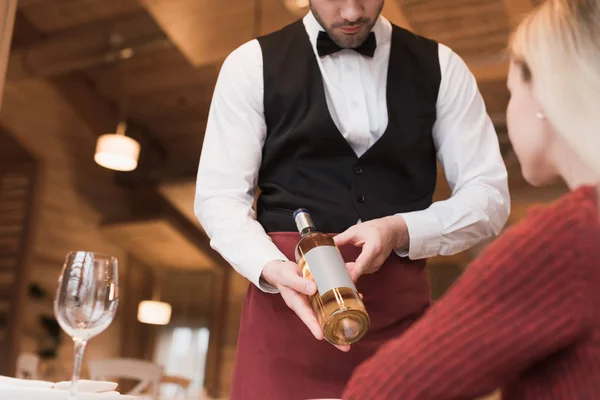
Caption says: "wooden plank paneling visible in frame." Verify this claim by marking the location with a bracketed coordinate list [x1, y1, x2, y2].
[0, 0, 17, 111]
[19, 0, 143, 33]
[119, 256, 154, 372]
[0, 79, 128, 382]
[8, 13, 166, 81]
[402, 0, 511, 59]
[0, 129, 34, 165]
[101, 219, 216, 270]
[126, 86, 212, 124]
[0, 162, 39, 376]
[86, 60, 218, 101]
[259, 0, 302, 35]
[204, 269, 231, 398]
[383, 0, 413, 30]
[478, 79, 511, 117]
[140, 0, 256, 67]
[470, 61, 509, 83]
[159, 182, 205, 231]
[502, 0, 535, 26]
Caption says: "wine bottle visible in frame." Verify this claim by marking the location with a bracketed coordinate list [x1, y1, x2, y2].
[293, 208, 369, 345]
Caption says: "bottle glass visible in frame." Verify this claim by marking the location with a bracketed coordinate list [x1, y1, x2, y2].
[293, 209, 369, 345]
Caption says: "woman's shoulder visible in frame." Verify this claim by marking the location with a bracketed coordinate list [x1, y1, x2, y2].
[475, 185, 599, 265]
[460, 185, 599, 298]
[519, 185, 598, 235]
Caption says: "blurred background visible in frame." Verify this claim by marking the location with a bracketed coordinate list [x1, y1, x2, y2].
[0, 0, 566, 398]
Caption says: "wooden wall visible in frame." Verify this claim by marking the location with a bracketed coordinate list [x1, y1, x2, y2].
[0, 156, 38, 376]
[0, 0, 17, 111]
[0, 78, 128, 381]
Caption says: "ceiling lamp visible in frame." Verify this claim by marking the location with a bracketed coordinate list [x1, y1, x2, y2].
[282, 0, 309, 16]
[137, 300, 172, 326]
[94, 122, 140, 171]
[137, 269, 172, 326]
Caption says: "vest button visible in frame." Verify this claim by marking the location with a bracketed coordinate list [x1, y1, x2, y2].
[354, 166, 363, 174]
[356, 195, 365, 203]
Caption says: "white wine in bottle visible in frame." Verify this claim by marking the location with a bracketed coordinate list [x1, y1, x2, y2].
[293, 208, 369, 345]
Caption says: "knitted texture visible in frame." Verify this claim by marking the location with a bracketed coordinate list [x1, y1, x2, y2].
[343, 186, 600, 399]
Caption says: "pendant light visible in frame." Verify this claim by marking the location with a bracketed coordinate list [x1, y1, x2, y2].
[137, 269, 172, 326]
[94, 121, 140, 171]
[137, 299, 172, 326]
[94, 35, 140, 172]
[282, 0, 309, 16]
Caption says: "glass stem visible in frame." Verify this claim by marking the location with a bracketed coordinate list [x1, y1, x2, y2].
[69, 338, 87, 400]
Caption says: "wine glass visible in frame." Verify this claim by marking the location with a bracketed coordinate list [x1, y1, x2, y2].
[53, 251, 119, 400]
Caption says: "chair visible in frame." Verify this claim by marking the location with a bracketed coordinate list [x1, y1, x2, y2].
[15, 352, 39, 380]
[88, 358, 163, 398]
[160, 374, 191, 399]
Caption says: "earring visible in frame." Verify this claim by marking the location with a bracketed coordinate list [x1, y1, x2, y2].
[535, 111, 546, 120]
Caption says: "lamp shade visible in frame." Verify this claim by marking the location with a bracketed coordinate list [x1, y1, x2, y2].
[94, 133, 140, 172]
[282, 0, 309, 16]
[137, 300, 172, 325]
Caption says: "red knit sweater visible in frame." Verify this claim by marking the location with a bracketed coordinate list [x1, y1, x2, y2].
[342, 185, 600, 400]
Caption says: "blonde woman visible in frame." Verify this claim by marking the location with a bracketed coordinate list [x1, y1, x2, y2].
[336, 0, 600, 398]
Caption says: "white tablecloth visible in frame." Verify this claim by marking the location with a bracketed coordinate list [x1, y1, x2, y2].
[0, 376, 141, 400]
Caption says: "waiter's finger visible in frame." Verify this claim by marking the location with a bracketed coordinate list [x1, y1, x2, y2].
[333, 343, 351, 352]
[333, 227, 363, 247]
[278, 265, 317, 295]
[280, 287, 323, 340]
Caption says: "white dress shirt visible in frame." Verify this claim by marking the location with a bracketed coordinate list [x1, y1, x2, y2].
[194, 12, 510, 293]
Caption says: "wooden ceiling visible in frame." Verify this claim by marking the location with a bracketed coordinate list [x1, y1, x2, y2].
[4, 0, 565, 272]
[9, 0, 534, 181]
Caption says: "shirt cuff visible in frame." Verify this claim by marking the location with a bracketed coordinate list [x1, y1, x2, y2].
[245, 247, 289, 294]
[394, 210, 443, 260]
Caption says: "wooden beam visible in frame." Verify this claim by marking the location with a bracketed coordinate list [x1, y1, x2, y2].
[503, 0, 535, 27]
[101, 186, 227, 270]
[101, 217, 217, 270]
[0, 0, 17, 110]
[204, 268, 231, 398]
[119, 255, 155, 393]
[8, 162, 40, 377]
[140, 0, 254, 68]
[7, 12, 170, 81]
[0, 2, 21, 375]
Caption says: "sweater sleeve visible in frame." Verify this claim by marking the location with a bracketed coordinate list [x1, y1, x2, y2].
[343, 201, 591, 400]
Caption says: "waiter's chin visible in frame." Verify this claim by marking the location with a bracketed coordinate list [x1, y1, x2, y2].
[332, 27, 369, 48]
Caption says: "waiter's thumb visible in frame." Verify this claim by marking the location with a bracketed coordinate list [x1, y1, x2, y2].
[349, 243, 375, 281]
[281, 268, 317, 295]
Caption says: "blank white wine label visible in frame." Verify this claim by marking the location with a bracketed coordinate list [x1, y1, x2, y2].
[303, 246, 357, 296]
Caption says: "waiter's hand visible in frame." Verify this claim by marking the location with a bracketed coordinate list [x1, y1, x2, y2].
[261, 260, 351, 352]
[333, 216, 409, 282]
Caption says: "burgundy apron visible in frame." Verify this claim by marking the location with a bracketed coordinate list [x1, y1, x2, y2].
[229, 232, 431, 400]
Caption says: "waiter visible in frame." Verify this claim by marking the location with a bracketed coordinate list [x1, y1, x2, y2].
[194, 0, 510, 399]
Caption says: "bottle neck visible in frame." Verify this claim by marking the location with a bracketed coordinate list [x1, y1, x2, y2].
[294, 210, 317, 236]
[300, 226, 317, 237]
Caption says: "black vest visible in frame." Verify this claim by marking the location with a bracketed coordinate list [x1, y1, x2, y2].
[256, 21, 440, 233]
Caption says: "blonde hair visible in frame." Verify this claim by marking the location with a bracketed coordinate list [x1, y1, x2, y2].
[509, 0, 600, 175]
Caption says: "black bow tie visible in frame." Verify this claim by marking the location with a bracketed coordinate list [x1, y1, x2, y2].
[316, 31, 377, 58]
